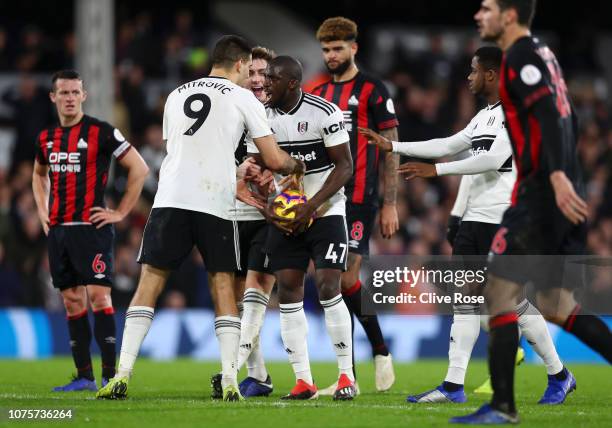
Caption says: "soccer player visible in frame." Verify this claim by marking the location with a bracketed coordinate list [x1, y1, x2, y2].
[97, 36, 303, 402]
[451, 0, 612, 423]
[361, 47, 573, 405]
[311, 16, 397, 394]
[258, 55, 355, 400]
[211, 46, 278, 399]
[32, 70, 149, 391]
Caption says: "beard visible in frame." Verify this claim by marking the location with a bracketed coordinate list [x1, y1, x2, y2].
[325, 58, 352, 76]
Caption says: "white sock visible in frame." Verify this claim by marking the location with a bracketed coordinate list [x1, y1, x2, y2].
[480, 314, 489, 332]
[280, 302, 312, 384]
[117, 306, 154, 378]
[237, 301, 244, 319]
[238, 289, 269, 381]
[214, 315, 241, 388]
[445, 305, 481, 385]
[517, 299, 564, 375]
[320, 295, 354, 381]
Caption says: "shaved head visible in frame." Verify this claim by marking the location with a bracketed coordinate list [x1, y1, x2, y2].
[269, 55, 303, 83]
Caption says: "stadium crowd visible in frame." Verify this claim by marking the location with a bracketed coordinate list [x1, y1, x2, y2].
[1, 10, 611, 311]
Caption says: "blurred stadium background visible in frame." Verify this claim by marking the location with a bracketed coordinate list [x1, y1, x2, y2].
[0, 0, 611, 364]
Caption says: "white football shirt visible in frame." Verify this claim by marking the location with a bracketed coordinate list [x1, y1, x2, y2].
[456, 102, 515, 224]
[249, 92, 350, 217]
[153, 77, 272, 220]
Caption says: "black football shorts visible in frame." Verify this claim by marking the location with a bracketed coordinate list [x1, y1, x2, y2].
[138, 208, 239, 272]
[236, 220, 271, 277]
[346, 202, 377, 257]
[266, 215, 348, 272]
[487, 203, 586, 290]
[48, 224, 114, 290]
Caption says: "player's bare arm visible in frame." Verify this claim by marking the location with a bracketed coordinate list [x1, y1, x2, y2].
[358, 127, 393, 152]
[285, 142, 353, 234]
[253, 134, 305, 176]
[90, 148, 149, 229]
[32, 159, 51, 235]
[379, 127, 399, 239]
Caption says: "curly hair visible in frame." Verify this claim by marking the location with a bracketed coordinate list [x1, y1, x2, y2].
[316, 17, 358, 42]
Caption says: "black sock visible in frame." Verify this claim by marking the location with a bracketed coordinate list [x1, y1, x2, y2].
[563, 305, 612, 364]
[94, 307, 117, 379]
[343, 280, 389, 357]
[553, 367, 568, 381]
[442, 381, 463, 392]
[67, 310, 94, 381]
[488, 312, 519, 415]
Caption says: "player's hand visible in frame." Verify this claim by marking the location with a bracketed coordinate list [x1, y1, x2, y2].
[550, 171, 588, 224]
[379, 203, 399, 239]
[358, 127, 393, 152]
[284, 202, 316, 235]
[236, 179, 267, 210]
[292, 159, 307, 177]
[237, 157, 261, 180]
[263, 200, 293, 234]
[446, 215, 461, 246]
[252, 169, 276, 197]
[89, 207, 125, 229]
[278, 174, 304, 194]
[37, 209, 50, 236]
[397, 162, 437, 180]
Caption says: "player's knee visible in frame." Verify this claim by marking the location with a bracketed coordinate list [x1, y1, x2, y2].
[316, 276, 341, 301]
[89, 290, 112, 310]
[62, 288, 86, 314]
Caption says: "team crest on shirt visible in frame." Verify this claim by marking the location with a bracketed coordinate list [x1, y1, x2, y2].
[297, 121, 309, 134]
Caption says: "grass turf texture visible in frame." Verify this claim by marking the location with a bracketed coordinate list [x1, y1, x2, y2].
[0, 358, 609, 427]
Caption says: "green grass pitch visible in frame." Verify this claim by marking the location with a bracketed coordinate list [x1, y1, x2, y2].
[0, 358, 610, 427]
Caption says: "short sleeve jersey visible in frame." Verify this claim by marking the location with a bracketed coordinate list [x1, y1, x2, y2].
[249, 92, 350, 217]
[154, 77, 272, 220]
[35, 115, 131, 226]
[311, 72, 399, 205]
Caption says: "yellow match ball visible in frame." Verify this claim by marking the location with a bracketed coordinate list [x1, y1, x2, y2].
[274, 190, 308, 219]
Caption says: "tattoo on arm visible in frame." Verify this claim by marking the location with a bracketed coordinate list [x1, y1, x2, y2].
[380, 127, 399, 204]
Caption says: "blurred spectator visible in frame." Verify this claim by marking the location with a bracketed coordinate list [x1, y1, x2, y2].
[1, 74, 55, 171]
[0, 28, 12, 71]
[139, 123, 164, 200]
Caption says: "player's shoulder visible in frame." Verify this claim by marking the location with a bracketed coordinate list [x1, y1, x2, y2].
[358, 71, 385, 87]
[506, 36, 544, 66]
[83, 115, 113, 133]
[84, 115, 127, 142]
[358, 71, 391, 94]
[303, 92, 338, 116]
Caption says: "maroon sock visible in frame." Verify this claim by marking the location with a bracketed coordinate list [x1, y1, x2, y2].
[343, 280, 389, 357]
[563, 305, 612, 364]
[67, 309, 94, 381]
[94, 307, 117, 379]
[488, 312, 519, 415]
